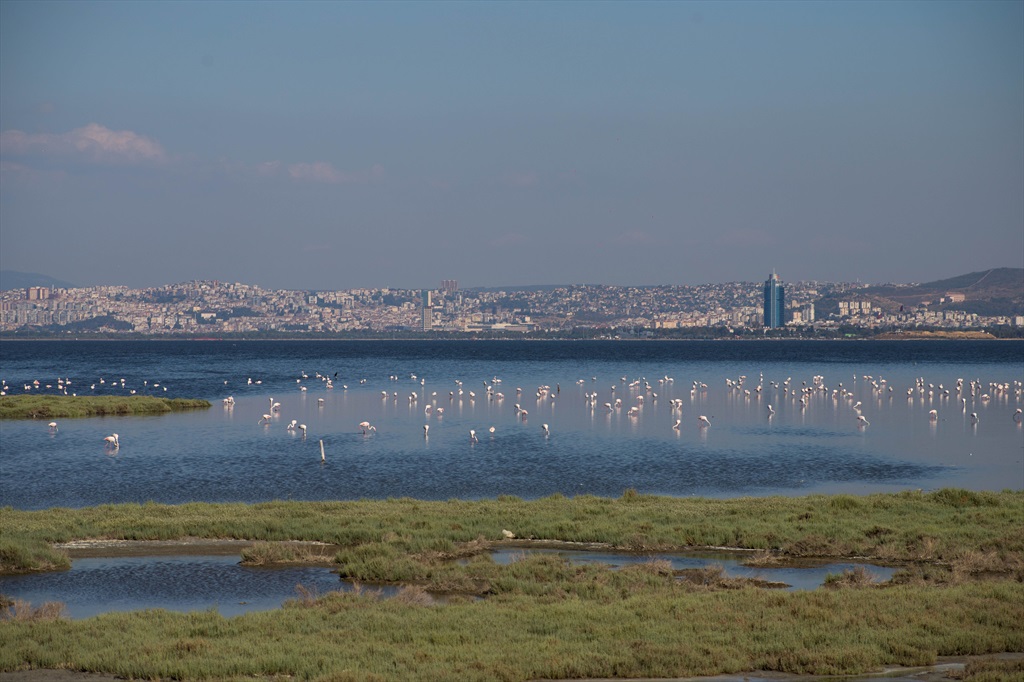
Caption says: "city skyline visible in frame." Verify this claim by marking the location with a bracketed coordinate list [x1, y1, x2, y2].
[4, 268, 1020, 336]
[2, 1, 1022, 291]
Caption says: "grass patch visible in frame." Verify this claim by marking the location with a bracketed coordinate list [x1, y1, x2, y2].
[0, 395, 210, 419]
[0, 597, 67, 622]
[3, 489, 1021, 571]
[0, 537, 70, 574]
[1, 491, 1023, 680]
[1, 579, 1021, 680]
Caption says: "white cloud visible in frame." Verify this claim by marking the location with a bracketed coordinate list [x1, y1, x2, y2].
[0, 123, 167, 164]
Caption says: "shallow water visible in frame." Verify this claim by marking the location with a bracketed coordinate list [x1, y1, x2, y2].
[0, 550, 895, 619]
[489, 548, 898, 590]
[0, 555, 376, 619]
[2, 340, 1022, 508]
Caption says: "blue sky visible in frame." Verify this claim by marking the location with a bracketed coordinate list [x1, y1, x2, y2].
[1, 0, 1021, 290]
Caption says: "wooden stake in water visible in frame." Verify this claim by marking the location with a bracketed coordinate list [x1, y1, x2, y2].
[320, 439, 325, 462]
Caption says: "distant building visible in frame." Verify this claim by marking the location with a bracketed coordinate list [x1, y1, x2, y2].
[763, 271, 785, 328]
[441, 280, 458, 293]
[26, 287, 50, 301]
[421, 290, 432, 331]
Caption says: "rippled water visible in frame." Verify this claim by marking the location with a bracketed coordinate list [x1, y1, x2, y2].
[0, 550, 895, 619]
[2, 340, 1022, 508]
[0, 555, 365, 619]
[488, 548, 898, 590]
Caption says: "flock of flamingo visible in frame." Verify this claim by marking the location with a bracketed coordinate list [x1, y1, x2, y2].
[23, 368, 1022, 459]
[214, 370, 1022, 461]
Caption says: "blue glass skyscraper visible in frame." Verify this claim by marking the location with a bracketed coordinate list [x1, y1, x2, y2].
[763, 271, 785, 328]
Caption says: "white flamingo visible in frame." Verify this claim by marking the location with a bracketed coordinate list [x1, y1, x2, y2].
[103, 433, 119, 448]
[697, 415, 711, 427]
[48, 421, 58, 432]
[359, 421, 376, 434]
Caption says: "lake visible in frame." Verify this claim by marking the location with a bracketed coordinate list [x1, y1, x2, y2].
[1, 339, 1021, 509]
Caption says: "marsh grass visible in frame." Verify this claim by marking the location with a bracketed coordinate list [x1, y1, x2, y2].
[823, 565, 879, 588]
[2, 491, 1023, 680]
[957, 656, 1024, 681]
[0, 538, 70, 574]
[2, 579, 1021, 681]
[4, 489, 1022, 570]
[0, 394, 210, 419]
[240, 541, 336, 566]
[0, 597, 66, 622]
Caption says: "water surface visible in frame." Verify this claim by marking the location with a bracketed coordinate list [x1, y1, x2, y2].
[2, 340, 1021, 508]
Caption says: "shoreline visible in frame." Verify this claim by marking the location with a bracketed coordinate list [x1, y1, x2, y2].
[4, 653, 1024, 682]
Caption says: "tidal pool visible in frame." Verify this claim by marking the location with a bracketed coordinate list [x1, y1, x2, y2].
[1, 550, 896, 619]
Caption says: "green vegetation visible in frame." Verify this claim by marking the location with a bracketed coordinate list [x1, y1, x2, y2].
[2, 490, 1023, 680]
[0, 395, 210, 420]
[3, 489, 1022, 573]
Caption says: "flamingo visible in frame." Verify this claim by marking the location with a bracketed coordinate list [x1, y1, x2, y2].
[48, 421, 58, 432]
[470, 429, 478, 443]
[1014, 408, 1022, 422]
[929, 409, 938, 421]
[298, 424, 307, 437]
[103, 433, 119, 448]
[970, 412, 980, 425]
[856, 415, 870, 427]
[423, 424, 429, 437]
[672, 419, 681, 430]
[258, 414, 272, 424]
[359, 421, 376, 434]
[697, 415, 711, 427]
[541, 424, 549, 436]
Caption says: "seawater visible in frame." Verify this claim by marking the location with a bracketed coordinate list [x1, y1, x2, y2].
[1, 340, 1022, 509]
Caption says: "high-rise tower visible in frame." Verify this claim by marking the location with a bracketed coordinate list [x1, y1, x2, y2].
[421, 291, 433, 331]
[763, 271, 785, 328]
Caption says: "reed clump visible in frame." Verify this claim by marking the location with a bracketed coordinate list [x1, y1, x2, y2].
[0, 537, 70, 574]
[0, 597, 67, 622]
[823, 565, 879, 588]
[958, 656, 1024, 681]
[240, 541, 336, 566]
[0, 395, 210, 419]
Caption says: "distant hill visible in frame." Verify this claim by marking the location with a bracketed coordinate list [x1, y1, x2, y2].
[816, 268, 1024, 317]
[0, 270, 77, 291]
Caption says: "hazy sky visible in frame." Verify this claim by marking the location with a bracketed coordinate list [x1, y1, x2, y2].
[1, 1, 1022, 291]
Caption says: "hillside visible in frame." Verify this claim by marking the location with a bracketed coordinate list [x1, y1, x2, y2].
[0, 270, 77, 291]
[816, 268, 1024, 317]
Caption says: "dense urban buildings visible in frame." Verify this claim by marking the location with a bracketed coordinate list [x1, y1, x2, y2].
[0, 275, 1021, 336]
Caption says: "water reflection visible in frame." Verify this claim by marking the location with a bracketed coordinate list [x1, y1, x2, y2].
[0, 555, 378, 619]
[488, 548, 898, 591]
[0, 550, 899, 619]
